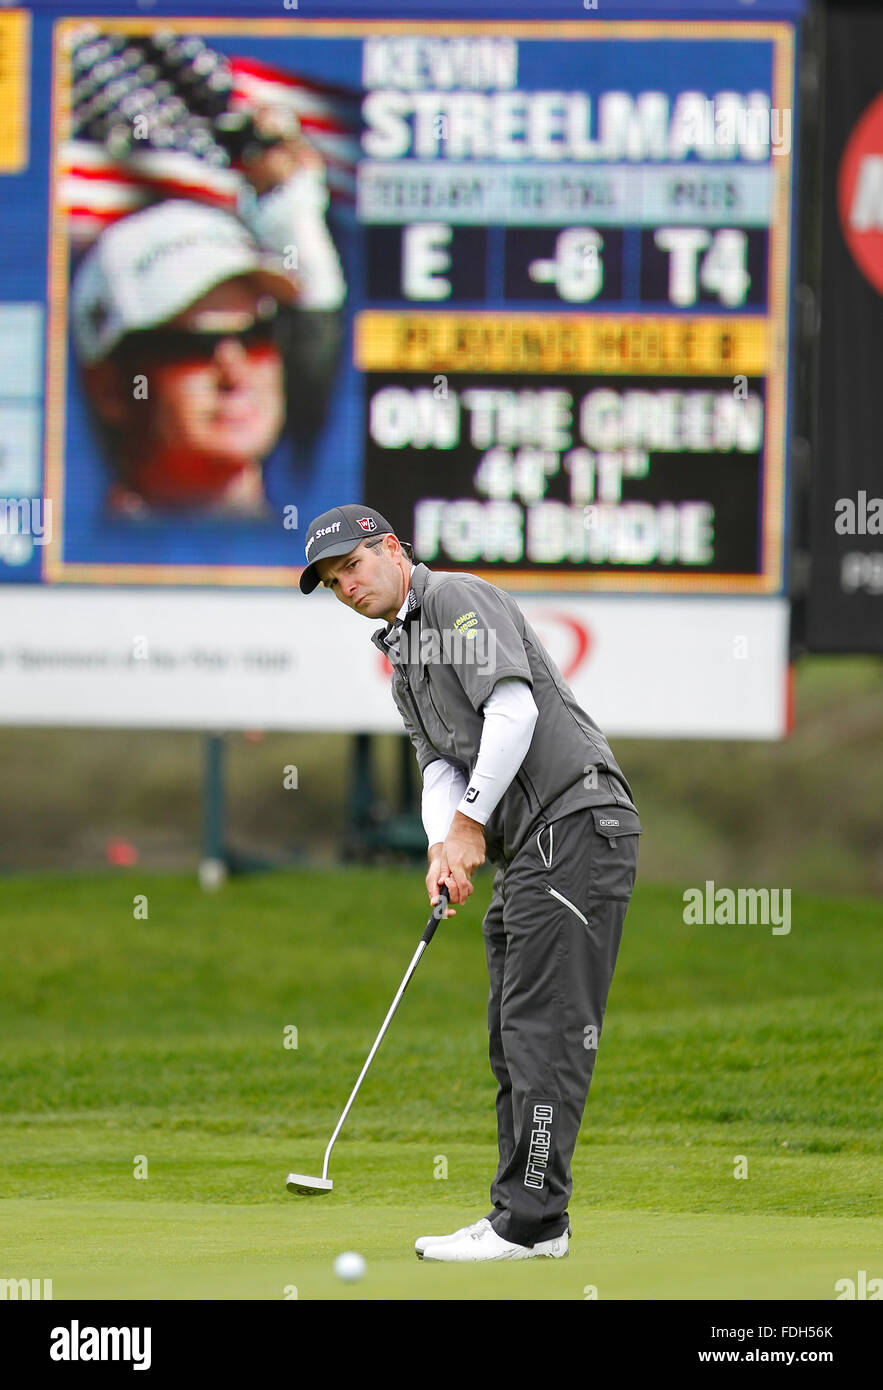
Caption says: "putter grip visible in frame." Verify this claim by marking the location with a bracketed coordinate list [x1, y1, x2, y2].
[421, 885, 450, 944]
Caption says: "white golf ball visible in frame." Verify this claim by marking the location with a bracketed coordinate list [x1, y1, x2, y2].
[198, 858, 227, 892]
[334, 1251, 366, 1283]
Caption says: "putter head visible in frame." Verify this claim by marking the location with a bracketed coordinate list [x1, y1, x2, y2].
[286, 1172, 333, 1195]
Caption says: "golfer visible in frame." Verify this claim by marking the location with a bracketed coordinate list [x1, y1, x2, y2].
[300, 504, 641, 1263]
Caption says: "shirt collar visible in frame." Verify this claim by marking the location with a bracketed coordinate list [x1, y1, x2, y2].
[393, 565, 414, 624]
[371, 561, 426, 654]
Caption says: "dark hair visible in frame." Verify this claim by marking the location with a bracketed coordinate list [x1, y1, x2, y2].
[365, 534, 414, 560]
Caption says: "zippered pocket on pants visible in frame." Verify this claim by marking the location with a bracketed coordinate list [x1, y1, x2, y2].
[544, 882, 588, 926]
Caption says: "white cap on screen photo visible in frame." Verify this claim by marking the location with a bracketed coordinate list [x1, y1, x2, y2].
[71, 199, 297, 364]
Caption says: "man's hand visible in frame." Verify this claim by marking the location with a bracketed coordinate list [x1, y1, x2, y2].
[427, 811, 486, 909]
[426, 843, 455, 917]
[242, 113, 326, 195]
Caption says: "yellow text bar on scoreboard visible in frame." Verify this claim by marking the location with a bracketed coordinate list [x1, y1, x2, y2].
[0, 9, 29, 173]
[354, 311, 769, 376]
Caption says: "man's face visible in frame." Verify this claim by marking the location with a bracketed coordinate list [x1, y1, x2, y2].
[316, 536, 406, 621]
[140, 279, 285, 467]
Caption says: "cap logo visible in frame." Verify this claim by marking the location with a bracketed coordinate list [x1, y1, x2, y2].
[356, 516, 377, 532]
[133, 227, 248, 277]
[304, 519, 342, 557]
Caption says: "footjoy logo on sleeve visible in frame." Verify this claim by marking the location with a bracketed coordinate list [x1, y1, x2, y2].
[523, 1102, 554, 1191]
[50, 1321, 151, 1371]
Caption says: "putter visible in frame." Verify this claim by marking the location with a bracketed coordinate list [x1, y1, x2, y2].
[286, 884, 450, 1195]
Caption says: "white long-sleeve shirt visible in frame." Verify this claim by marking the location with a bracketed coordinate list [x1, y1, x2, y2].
[421, 677, 539, 846]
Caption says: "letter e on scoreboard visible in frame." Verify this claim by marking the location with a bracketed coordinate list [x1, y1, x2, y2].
[402, 223, 453, 301]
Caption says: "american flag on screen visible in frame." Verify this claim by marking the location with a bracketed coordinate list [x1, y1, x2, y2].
[59, 30, 362, 247]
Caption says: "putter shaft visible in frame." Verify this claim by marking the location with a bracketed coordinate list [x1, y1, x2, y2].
[289, 887, 449, 1192]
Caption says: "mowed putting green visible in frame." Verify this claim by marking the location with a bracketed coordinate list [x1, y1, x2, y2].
[0, 870, 880, 1301]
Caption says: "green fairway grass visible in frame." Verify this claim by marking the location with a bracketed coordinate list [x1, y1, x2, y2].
[0, 870, 880, 1300]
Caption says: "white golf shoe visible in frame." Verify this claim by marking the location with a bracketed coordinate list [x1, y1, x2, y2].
[421, 1224, 568, 1262]
[414, 1217, 492, 1258]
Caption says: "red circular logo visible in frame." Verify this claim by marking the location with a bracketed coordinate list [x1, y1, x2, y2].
[838, 91, 883, 297]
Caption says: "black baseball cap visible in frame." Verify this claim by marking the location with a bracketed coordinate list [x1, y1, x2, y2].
[299, 504, 398, 594]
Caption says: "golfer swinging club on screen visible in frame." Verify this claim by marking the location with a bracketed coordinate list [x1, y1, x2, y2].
[300, 504, 642, 1263]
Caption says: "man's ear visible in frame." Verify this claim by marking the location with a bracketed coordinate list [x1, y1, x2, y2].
[81, 360, 136, 428]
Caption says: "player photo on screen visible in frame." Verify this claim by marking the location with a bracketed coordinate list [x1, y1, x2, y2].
[72, 200, 296, 519]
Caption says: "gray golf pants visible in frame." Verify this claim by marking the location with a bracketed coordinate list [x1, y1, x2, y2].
[481, 805, 640, 1248]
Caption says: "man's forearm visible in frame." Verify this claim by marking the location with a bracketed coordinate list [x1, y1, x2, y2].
[422, 759, 468, 848]
[427, 809, 479, 863]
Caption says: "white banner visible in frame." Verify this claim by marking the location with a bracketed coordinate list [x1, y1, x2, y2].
[0, 588, 790, 738]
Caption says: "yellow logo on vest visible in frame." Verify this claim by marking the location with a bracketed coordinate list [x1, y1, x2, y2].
[453, 611, 479, 638]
